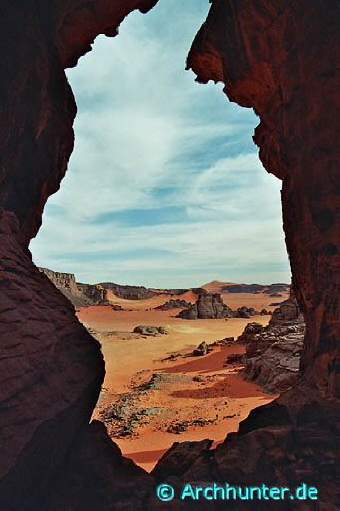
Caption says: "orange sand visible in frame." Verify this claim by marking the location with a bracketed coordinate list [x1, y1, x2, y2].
[105, 289, 199, 311]
[77, 300, 275, 472]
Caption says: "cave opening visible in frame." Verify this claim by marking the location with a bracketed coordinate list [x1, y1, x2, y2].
[30, 0, 293, 472]
[1, 0, 338, 507]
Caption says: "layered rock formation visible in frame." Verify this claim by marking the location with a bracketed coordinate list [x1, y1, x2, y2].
[222, 283, 289, 294]
[100, 282, 156, 300]
[39, 267, 80, 297]
[245, 322, 304, 392]
[77, 282, 108, 305]
[41, 268, 198, 305]
[40, 267, 156, 305]
[0, 0, 339, 510]
[238, 299, 305, 392]
[39, 267, 108, 306]
[188, 0, 339, 398]
[177, 291, 233, 319]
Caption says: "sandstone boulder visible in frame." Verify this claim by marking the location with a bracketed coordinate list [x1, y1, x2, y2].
[178, 291, 233, 319]
[133, 325, 168, 336]
[154, 299, 191, 310]
[237, 322, 265, 343]
[233, 306, 257, 318]
[192, 341, 212, 356]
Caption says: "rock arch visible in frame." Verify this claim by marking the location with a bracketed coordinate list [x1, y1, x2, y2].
[0, 0, 338, 509]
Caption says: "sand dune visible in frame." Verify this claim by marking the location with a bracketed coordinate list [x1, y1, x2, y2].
[105, 289, 198, 310]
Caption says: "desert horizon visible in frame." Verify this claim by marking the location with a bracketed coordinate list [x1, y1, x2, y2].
[37, 265, 290, 295]
[39, 266, 295, 472]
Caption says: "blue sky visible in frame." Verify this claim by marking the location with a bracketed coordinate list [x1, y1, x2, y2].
[30, 0, 290, 287]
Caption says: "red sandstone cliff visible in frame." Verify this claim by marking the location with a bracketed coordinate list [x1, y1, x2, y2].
[0, 2, 159, 509]
[187, 0, 339, 399]
[0, 0, 339, 509]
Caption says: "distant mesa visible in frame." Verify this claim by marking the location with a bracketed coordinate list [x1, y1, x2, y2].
[151, 288, 191, 295]
[39, 267, 160, 306]
[39, 267, 108, 306]
[39, 267, 201, 307]
[99, 282, 155, 300]
[202, 281, 289, 295]
[39, 269, 290, 321]
[222, 283, 289, 294]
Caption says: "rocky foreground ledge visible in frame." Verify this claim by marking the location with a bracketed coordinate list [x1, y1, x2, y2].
[240, 298, 305, 392]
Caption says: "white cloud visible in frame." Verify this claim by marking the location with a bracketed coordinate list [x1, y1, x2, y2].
[30, 0, 290, 287]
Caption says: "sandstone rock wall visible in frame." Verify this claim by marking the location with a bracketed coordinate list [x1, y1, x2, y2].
[39, 267, 109, 306]
[39, 267, 79, 294]
[100, 282, 156, 300]
[180, 1, 339, 505]
[239, 299, 305, 392]
[77, 283, 107, 304]
[0, 0, 339, 509]
[222, 283, 289, 294]
[187, 0, 339, 398]
[0, 1, 160, 508]
[39, 268, 200, 306]
[0, 215, 105, 509]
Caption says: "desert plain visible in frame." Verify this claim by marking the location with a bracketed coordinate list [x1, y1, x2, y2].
[76, 285, 287, 471]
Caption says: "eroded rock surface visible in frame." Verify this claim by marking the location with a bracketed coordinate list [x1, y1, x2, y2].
[100, 282, 156, 300]
[0, 216, 105, 509]
[187, 0, 339, 398]
[239, 300, 305, 392]
[0, 0, 339, 509]
[40, 267, 109, 306]
[154, 299, 192, 310]
[43, 421, 153, 510]
[0, 1, 159, 508]
[152, 439, 213, 481]
[178, 291, 233, 319]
